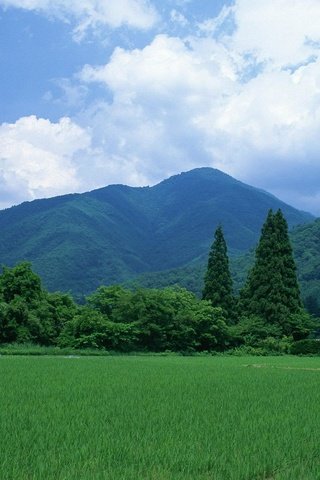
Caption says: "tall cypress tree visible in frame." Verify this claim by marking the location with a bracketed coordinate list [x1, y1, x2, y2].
[203, 225, 235, 323]
[240, 209, 302, 330]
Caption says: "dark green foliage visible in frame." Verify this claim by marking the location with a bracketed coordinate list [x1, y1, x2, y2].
[0, 263, 42, 343]
[124, 216, 320, 314]
[85, 285, 230, 352]
[0, 262, 42, 303]
[290, 339, 320, 355]
[282, 311, 317, 340]
[240, 210, 306, 335]
[230, 315, 282, 347]
[194, 305, 230, 351]
[0, 204, 318, 355]
[58, 308, 140, 351]
[233, 220, 320, 317]
[46, 292, 78, 335]
[124, 263, 206, 298]
[86, 285, 131, 318]
[290, 218, 320, 315]
[124, 252, 254, 298]
[0, 297, 29, 343]
[0, 168, 312, 297]
[0, 262, 230, 352]
[0, 263, 78, 345]
[203, 226, 235, 322]
[304, 294, 320, 317]
[229, 314, 313, 354]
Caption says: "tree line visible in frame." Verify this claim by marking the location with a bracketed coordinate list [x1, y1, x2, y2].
[0, 209, 318, 354]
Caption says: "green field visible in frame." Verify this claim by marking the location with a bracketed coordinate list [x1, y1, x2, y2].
[1, 356, 320, 480]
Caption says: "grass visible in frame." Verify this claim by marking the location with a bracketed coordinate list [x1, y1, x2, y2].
[1, 356, 320, 479]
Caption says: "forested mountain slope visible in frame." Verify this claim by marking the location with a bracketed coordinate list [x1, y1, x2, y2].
[0, 168, 313, 297]
[128, 219, 320, 315]
[292, 219, 320, 314]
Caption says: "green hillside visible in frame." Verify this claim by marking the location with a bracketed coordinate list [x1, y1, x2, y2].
[292, 219, 320, 315]
[0, 168, 313, 298]
[124, 253, 254, 298]
[128, 220, 320, 315]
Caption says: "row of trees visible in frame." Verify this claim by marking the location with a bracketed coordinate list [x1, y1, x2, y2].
[0, 209, 317, 353]
[0, 263, 230, 351]
[203, 209, 316, 346]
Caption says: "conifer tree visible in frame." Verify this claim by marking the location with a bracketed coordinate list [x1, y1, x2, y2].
[240, 209, 303, 331]
[202, 225, 235, 323]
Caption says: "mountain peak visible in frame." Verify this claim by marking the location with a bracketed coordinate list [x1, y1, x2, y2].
[156, 167, 234, 185]
[0, 168, 313, 297]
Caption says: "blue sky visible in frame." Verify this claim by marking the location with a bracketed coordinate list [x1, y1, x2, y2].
[1, 0, 320, 214]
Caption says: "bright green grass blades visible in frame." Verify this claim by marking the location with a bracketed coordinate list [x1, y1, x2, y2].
[1, 356, 320, 480]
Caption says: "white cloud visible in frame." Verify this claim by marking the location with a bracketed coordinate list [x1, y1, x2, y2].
[170, 9, 188, 28]
[2, 0, 320, 214]
[231, 0, 320, 68]
[0, 116, 91, 208]
[197, 5, 235, 38]
[75, 1, 320, 214]
[0, 0, 159, 39]
[81, 34, 237, 98]
[79, 34, 240, 180]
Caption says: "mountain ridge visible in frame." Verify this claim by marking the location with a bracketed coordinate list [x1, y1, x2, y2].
[0, 167, 314, 298]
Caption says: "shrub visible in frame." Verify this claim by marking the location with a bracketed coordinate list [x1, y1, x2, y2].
[290, 339, 320, 355]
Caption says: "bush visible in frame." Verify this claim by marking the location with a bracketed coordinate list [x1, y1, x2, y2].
[290, 339, 320, 355]
[258, 336, 292, 354]
[227, 345, 269, 356]
[229, 315, 282, 348]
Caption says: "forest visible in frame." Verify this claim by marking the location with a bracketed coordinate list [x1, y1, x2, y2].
[0, 209, 319, 355]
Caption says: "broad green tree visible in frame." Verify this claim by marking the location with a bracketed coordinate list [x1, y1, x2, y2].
[0, 262, 42, 303]
[0, 262, 79, 345]
[202, 225, 235, 323]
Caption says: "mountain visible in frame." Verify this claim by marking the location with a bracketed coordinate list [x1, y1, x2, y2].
[0, 168, 313, 298]
[291, 219, 320, 315]
[127, 219, 320, 316]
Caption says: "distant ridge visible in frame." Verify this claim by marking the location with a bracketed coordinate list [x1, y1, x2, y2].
[0, 168, 313, 298]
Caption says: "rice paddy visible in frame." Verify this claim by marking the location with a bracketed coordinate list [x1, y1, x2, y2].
[1, 355, 320, 479]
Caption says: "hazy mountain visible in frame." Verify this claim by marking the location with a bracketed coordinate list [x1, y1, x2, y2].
[0, 168, 313, 298]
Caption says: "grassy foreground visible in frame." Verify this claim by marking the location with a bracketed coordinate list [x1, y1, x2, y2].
[1, 356, 320, 480]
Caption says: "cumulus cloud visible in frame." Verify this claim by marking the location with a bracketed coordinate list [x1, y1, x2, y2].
[2, 0, 320, 214]
[79, 34, 240, 180]
[0, 116, 91, 208]
[76, 0, 320, 214]
[231, 0, 320, 68]
[0, 0, 159, 39]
